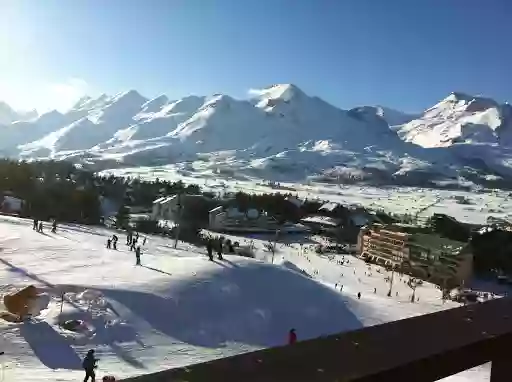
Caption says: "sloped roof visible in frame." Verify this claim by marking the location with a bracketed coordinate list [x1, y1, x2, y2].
[319, 202, 339, 212]
[301, 216, 341, 227]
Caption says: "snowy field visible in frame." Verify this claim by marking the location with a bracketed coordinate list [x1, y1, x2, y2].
[0, 215, 491, 381]
[100, 165, 512, 225]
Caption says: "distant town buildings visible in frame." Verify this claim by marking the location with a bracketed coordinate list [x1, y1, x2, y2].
[151, 194, 211, 222]
[300, 202, 378, 242]
[357, 224, 473, 287]
[209, 206, 307, 233]
[1, 194, 24, 214]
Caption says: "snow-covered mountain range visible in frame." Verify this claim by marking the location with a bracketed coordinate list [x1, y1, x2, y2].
[0, 101, 38, 125]
[1, 84, 511, 188]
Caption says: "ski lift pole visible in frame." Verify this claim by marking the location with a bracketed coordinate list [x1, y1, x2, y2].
[58, 292, 64, 326]
[272, 227, 280, 264]
[174, 193, 182, 249]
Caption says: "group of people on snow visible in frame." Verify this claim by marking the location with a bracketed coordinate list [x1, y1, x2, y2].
[32, 219, 57, 233]
[105, 231, 146, 266]
[205, 235, 238, 261]
[106, 234, 118, 250]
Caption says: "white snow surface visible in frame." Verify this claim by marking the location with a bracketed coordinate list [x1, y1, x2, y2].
[397, 92, 512, 148]
[0, 85, 511, 186]
[0, 215, 492, 381]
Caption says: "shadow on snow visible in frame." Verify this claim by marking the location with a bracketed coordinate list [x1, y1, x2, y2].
[99, 259, 362, 349]
[20, 320, 83, 370]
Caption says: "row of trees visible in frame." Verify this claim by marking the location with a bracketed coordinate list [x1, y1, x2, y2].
[0, 160, 101, 224]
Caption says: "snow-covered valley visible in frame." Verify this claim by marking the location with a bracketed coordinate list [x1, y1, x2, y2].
[0, 215, 493, 381]
[99, 165, 512, 226]
[2, 85, 512, 189]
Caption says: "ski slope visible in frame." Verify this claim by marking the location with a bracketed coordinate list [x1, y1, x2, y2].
[0, 216, 489, 381]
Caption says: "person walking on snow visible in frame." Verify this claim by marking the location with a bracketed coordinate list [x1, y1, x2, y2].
[288, 328, 297, 345]
[106, 238, 112, 249]
[112, 235, 118, 250]
[33, 219, 38, 230]
[51, 220, 57, 233]
[217, 237, 224, 260]
[82, 349, 98, 382]
[135, 246, 141, 265]
[38, 221, 43, 233]
[206, 239, 214, 261]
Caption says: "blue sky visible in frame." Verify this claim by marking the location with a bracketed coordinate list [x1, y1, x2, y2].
[1, 0, 511, 112]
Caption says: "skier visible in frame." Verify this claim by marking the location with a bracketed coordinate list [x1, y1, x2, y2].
[206, 239, 214, 261]
[106, 238, 112, 249]
[33, 219, 38, 230]
[135, 246, 141, 265]
[374, 287, 377, 294]
[357, 292, 361, 299]
[143, 237, 147, 246]
[82, 349, 98, 382]
[51, 220, 57, 233]
[112, 235, 118, 250]
[38, 221, 43, 233]
[288, 328, 297, 345]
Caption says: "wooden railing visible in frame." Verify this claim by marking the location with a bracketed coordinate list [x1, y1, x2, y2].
[122, 297, 512, 382]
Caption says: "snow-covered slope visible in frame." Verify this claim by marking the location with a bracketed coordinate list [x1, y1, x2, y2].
[348, 105, 416, 127]
[0, 102, 37, 125]
[397, 92, 512, 148]
[0, 215, 489, 381]
[1, 86, 512, 187]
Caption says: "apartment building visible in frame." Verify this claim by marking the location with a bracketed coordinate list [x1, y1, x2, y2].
[357, 224, 473, 287]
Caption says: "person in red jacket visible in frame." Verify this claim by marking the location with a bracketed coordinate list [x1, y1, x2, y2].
[288, 328, 297, 345]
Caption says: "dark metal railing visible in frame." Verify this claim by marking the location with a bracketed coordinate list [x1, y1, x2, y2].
[122, 297, 512, 382]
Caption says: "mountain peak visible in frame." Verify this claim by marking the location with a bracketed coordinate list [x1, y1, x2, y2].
[249, 83, 306, 110]
[112, 90, 146, 103]
[255, 83, 304, 100]
[141, 95, 169, 113]
[0, 101, 39, 124]
[445, 91, 475, 102]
